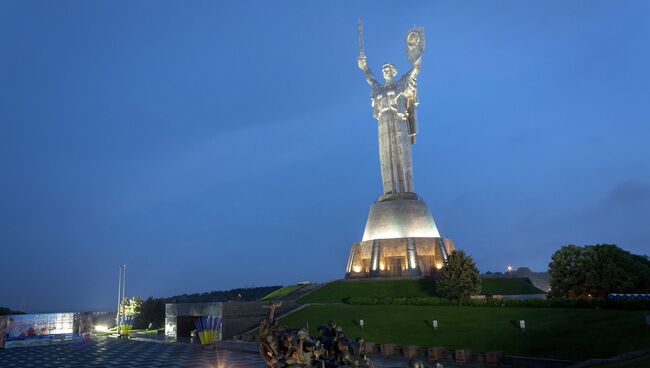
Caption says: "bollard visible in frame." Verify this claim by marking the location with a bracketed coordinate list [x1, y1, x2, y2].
[404, 345, 419, 358]
[364, 341, 376, 354]
[486, 351, 504, 367]
[380, 343, 395, 356]
[455, 349, 472, 365]
[427, 347, 445, 361]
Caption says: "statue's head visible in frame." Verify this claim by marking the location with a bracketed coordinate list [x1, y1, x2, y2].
[382, 63, 397, 81]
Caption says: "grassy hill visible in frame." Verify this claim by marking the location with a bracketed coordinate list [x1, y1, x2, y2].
[281, 304, 650, 361]
[480, 278, 544, 295]
[278, 278, 650, 360]
[260, 285, 301, 300]
[299, 278, 543, 303]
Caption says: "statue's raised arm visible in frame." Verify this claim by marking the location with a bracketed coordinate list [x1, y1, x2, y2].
[404, 28, 425, 144]
[357, 19, 378, 87]
[358, 54, 379, 87]
[407, 56, 422, 80]
[406, 28, 425, 67]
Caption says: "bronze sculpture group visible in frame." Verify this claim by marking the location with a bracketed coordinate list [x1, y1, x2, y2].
[259, 302, 372, 368]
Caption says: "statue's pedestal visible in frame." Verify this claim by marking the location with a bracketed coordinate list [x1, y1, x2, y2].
[345, 193, 455, 278]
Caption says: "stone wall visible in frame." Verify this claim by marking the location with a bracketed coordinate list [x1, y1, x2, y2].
[165, 302, 223, 338]
[165, 300, 298, 340]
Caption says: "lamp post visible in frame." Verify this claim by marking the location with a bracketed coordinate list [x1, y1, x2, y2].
[116, 264, 127, 337]
[116, 265, 122, 334]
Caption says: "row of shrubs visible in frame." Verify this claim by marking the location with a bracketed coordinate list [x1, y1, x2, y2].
[345, 296, 650, 310]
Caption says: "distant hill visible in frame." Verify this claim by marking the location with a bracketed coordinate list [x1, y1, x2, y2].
[483, 267, 550, 292]
[0, 306, 25, 315]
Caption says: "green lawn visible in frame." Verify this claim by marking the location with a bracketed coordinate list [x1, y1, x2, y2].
[261, 285, 301, 300]
[299, 278, 543, 303]
[280, 304, 650, 361]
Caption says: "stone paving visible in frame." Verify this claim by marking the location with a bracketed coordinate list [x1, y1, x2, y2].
[0, 337, 459, 368]
[0, 337, 265, 368]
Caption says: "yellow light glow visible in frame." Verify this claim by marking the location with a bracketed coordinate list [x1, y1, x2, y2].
[435, 263, 443, 270]
[379, 262, 385, 271]
[94, 325, 108, 332]
[353, 265, 362, 273]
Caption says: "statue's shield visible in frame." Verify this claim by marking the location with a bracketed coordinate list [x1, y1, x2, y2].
[406, 27, 425, 64]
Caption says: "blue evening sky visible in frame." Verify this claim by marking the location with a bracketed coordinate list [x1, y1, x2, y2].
[1, 1, 649, 312]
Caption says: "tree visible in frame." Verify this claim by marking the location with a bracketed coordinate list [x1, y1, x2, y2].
[548, 245, 594, 298]
[630, 254, 650, 293]
[585, 244, 634, 298]
[119, 297, 143, 317]
[136, 297, 165, 329]
[549, 244, 650, 299]
[436, 249, 482, 300]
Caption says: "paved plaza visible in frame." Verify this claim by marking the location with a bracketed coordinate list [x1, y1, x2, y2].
[0, 336, 459, 368]
[0, 337, 265, 368]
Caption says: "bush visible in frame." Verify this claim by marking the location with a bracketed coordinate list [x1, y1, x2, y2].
[437, 250, 482, 300]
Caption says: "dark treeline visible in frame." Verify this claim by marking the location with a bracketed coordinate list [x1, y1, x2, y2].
[163, 286, 281, 304]
[0, 307, 25, 315]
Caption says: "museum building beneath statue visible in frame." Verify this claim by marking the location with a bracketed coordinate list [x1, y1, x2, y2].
[345, 192, 455, 278]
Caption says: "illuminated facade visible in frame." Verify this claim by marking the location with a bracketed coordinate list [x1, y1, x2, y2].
[345, 193, 455, 278]
[346, 25, 456, 278]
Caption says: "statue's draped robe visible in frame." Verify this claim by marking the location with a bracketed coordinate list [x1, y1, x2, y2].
[368, 71, 417, 195]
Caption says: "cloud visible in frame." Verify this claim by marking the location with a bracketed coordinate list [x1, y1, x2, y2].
[604, 180, 650, 207]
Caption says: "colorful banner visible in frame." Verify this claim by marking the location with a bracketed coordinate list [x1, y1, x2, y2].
[6, 313, 74, 339]
[4, 313, 77, 348]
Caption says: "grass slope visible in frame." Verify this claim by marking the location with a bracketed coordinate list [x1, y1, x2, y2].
[261, 285, 300, 300]
[480, 278, 544, 295]
[299, 278, 543, 303]
[299, 280, 436, 303]
[280, 304, 650, 361]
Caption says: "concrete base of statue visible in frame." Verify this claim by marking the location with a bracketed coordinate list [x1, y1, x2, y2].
[344, 192, 455, 278]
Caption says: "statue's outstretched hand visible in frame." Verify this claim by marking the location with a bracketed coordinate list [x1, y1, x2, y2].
[358, 55, 367, 70]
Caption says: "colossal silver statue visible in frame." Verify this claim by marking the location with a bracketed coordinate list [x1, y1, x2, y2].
[357, 21, 425, 195]
[346, 22, 455, 279]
